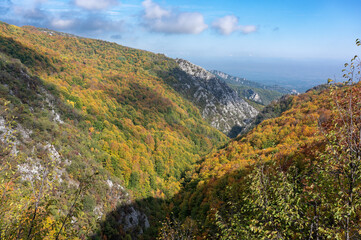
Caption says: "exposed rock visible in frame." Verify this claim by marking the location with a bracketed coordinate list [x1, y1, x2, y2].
[177, 59, 216, 80]
[173, 59, 258, 137]
[211, 70, 247, 84]
[0, 116, 8, 136]
[291, 89, 299, 95]
[119, 206, 150, 231]
[44, 89, 64, 124]
[104, 205, 150, 237]
[244, 89, 262, 103]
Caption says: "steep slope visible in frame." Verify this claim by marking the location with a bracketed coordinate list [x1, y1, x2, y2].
[0, 22, 227, 199]
[0, 53, 150, 239]
[166, 85, 335, 238]
[239, 94, 294, 135]
[169, 59, 258, 137]
[210, 69, 296, 105]
[0, 21, 228, 238]
[157, 41, 361, 239]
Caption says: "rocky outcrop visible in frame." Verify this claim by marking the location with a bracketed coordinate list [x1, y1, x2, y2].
[211, 70, 247, 84]
[244, 89, 262, 103]
[177, 59, 216, 81]
[173, 59, 258, 137]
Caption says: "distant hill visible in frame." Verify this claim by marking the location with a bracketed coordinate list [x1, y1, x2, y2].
[210, 70, 297, 106]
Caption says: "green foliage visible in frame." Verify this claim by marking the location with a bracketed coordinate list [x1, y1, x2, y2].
[0, 96, 107, 239]
[157, 217, 198, 240]
[167, 39, 361, 239]
[0, 21, 229, 239]
[82, 195, 96, 212]
[215, 163, 306, 239]
[0, 21, 227, 202]
[240, 94, 294, 136]
[229, 84, 284, 106]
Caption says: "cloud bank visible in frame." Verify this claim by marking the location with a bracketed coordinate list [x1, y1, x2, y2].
[212, 15, 257, 35]
[0, 0, 259, 40]
[141, 0, 207, 34]
[74, 0, 118, 10]
[1, 0, 124, 37]
[49, 14, 124, 35]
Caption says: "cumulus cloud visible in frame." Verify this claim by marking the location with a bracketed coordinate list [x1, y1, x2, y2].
[141, 0, 207, 34]
[51, 19, 74, 29]
[212, 15, 257, 35]
[74, 0, 118, 10]
[48, 14, 124, 36]
[0, 0, 125, 37]
[241, 25, 257, 34]
[142, 0, 170, 19]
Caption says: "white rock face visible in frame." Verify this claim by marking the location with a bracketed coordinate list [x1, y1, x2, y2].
[93, 205, 104, 220]
[291, 89, 299, 95]
[245, 89, 262, 103]
[174, 59, 258, 136]
[17, 144, 65, 182]
[107, 179, 114, 189]
[177, 59, 216, 80]
[251, 92, 261, 102]
[44, 89, 64, 124]
[18, 162, 44, 181]
[0, 117, 6, 134]
[211, 70, 247, 84]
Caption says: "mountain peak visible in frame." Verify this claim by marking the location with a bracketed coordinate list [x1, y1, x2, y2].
[176, 58, 215, 81]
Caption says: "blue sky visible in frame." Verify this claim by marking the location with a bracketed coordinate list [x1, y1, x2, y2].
[1, 0, 360, 91]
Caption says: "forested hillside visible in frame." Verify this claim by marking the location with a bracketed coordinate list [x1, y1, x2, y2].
[0, 52, 141, 239]
[0, 21, 228, 198]
[159, 44, 361, 239]
[1, 19, 360, 240]
[0, 21, 228, 239]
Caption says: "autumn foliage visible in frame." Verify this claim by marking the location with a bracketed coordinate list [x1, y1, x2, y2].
[0, 22, 226, 200]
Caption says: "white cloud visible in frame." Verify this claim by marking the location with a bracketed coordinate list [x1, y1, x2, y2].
[51, 15, 125, 35]
[212, 15, 257, 35]
[141, 0, 207, 34]
[142, 0, 170, 19]
[74, 0, 118, 10]
[240, 25, 257, 34]
[51, 19, 74, 29]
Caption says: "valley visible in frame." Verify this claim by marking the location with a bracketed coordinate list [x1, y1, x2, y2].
[1, 20, 360, 240]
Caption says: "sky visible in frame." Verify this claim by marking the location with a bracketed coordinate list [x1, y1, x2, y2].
[1, 0, 360, 91]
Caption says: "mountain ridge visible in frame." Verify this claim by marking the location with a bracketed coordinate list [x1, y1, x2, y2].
[210, 69, 298, 106]
[210, 69, 297, 94]
[172, 58, 259, 137]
